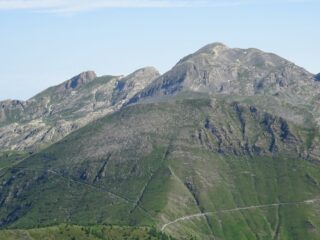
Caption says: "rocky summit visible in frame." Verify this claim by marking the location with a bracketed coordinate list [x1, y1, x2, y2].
[0, 67, 159, 151]
[0, 43, 320, 240]
[63, 71, 97, 90]
[130, 42, 317, 97]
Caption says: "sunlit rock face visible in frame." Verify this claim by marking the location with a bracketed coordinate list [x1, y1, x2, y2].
[0, 68, 159, 151]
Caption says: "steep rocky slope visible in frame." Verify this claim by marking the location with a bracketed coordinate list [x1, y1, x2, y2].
[0, 67, 159, 151]
[129, 43, 320, 127]
[130, 43, 318, 98]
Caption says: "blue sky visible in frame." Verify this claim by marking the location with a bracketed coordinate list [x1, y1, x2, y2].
[0, 0, 319, 100]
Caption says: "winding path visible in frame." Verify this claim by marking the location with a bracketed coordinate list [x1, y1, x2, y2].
[161, 198, 320, 231]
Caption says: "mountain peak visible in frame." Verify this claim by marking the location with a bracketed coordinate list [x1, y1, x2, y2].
[177, 42, 228, 65]
[113, 67, 160, 105]
[118, 67, 160, 87]
[128, 66, 160, 77]
[196, 42, 228, 54]
[129, 42, 317, 105]
[64, 71, 97, 90]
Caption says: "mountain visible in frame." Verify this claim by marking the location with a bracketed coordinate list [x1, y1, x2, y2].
[0, 67, 160, 151]
[0, 43, 320, 240]
[129, 43, 320, 127]
[130, 43, 317, 99]
[315, 73, 320, 81]
[1, 97, 320, 240]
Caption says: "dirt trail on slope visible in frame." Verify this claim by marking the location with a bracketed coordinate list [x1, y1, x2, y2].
[161, 198, 320, 231]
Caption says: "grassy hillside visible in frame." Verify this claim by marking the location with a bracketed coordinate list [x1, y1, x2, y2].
[1, 97, 320, 239]
[0, 151, 29, 169]
[0, 224, 175, 240]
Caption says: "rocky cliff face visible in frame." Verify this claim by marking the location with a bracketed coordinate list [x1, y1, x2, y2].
[0, 68, 160, 151]
[63, 71, 97, 90]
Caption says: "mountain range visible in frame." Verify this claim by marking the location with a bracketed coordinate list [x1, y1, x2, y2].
[0, 43, 320, 240]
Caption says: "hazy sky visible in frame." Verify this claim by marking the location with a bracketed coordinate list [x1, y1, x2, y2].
[0, 0, 319, 100]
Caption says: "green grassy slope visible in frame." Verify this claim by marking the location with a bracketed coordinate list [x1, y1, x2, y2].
[0, 97, 320, 239]
[162, 152, 320, 239]
[0, 225, 175, 240]
[0, 151, 28, 169]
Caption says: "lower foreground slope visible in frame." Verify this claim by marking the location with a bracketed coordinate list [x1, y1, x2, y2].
[1, 96, 320, 239]
[0, 225, 174, 240]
